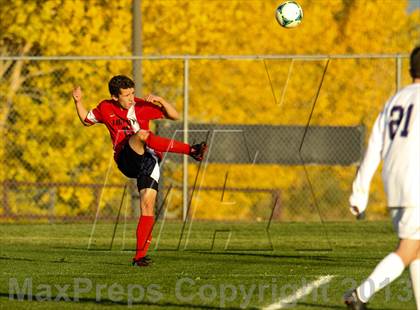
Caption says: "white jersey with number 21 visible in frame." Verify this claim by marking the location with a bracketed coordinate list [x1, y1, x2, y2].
[350, 83, 420, 213]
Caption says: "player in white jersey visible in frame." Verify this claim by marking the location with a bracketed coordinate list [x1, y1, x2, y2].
[345, 46, 420, 310]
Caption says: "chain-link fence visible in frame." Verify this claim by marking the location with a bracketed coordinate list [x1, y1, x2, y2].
[0, 55, 411, 223]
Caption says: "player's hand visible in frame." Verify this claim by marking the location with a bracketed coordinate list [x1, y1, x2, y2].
[144, 94, 163, 107]
[144, 94, 179, 120]
[72, 86, 82, 103]
[350, 206, 365, 220]
[350, 206, 360, 216]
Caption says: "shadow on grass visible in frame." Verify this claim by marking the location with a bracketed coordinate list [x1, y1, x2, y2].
[0, 255, 129, 267]
[296, 301, 346, 309]
[1, 292, 253, 309]
[297, 301, 396, 310]
[189, 251, 337, 262]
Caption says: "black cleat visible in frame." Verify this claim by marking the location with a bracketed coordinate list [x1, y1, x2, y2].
[189, 142, 208, 161]
[344, 289, 368, 310]
[132, 256, 152, 267]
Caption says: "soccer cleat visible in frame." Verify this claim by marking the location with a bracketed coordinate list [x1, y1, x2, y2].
[132, 256, 152, 267]
[189, 142, 208, 161]
[344, 289, 368, 310]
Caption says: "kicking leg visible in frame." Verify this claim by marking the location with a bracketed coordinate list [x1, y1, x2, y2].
[146, 132, 190, 154]
[146, 132, 208, 161]
[130, 130, 207, 161]
[128, 130, 149, 155]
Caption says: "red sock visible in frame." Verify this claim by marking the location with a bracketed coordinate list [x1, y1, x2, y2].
[135, 215, 154, 260]
[146, 133, 190, 154]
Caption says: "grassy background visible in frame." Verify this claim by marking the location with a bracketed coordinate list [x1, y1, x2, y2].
[0, 221, 416, 309]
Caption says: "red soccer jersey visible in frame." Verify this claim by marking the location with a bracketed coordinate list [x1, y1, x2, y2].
[84, 97, 164, 158]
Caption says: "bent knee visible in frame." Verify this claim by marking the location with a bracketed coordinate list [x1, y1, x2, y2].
[129, 135, 146, 155]
[395, 239, 420, 265]
[135, 130, 150, 142]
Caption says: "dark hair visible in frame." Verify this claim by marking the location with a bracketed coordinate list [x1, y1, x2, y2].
[108, 75, 135, 97]
[410, 46, 420, 79]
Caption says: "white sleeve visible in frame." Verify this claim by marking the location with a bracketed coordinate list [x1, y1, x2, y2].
[349, 110, 385, 214]
[85, 108, 102, 125]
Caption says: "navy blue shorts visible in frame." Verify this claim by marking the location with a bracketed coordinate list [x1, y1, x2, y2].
[116, 142, 159, 191]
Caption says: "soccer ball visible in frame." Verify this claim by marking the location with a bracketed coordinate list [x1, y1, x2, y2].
[275, 1, 303, 28]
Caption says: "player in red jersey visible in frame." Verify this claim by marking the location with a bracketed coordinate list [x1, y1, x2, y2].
[72, 75, 207, 267]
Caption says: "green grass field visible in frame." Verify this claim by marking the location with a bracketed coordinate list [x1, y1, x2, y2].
[0, 221, 416, 309]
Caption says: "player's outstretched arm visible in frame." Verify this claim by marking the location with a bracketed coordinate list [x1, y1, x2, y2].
[144, 94, 180, 120]
[72, 86, 91, 126]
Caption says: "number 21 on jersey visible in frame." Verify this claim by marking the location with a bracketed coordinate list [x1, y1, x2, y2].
[388, 104, 414, 140]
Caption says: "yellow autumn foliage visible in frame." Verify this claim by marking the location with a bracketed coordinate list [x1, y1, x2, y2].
[0, 0, 418, 220]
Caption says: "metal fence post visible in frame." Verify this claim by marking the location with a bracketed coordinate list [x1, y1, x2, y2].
[2, 180, 10, 217]
[0, 53, 411, 222]
[132, 0, 142, 98]
[396, 55, 402, 92]
[183, 58, 189, 221]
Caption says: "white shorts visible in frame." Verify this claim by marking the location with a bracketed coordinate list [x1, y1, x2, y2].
[390, 207, 420, 240]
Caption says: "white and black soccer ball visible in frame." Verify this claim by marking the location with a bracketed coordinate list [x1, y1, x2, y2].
[275, 1, 303, 28]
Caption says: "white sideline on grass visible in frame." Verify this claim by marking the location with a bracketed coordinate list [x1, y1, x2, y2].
[262, 275, 335, 310]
